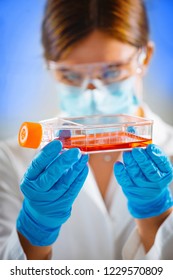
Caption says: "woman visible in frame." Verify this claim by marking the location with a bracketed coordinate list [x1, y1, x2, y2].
[0, 0, 173, 260]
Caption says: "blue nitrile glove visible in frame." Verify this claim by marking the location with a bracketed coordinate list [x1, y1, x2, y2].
[17, 140, 89, 246]
[114, 144, 173, 219]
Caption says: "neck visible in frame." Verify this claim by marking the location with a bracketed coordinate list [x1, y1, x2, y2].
[89, 152, 121, 199]
[137, 106, 145, 117]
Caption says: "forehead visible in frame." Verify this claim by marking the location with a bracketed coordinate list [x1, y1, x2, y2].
[58, 30, 137, 65]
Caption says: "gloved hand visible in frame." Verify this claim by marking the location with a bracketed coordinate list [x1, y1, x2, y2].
[114, 144, 173, 219]
[17, 140, 89, 246]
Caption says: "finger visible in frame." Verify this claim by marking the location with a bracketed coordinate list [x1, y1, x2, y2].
[49, 154, 89, 197]
[37, 148, 82, 190]
[131, 147, 162, 182]
[25, 140, 62, 180]
[123, 151, 148, 184]
[21, 154, 89, 201]
[54, 154, 89, 193]
[62, 164, 89, 203]
[114, 161, 156, 199]
[114, 161, 133, 190]
[126, 126, 136, 134]
[146, 144, 173, 173]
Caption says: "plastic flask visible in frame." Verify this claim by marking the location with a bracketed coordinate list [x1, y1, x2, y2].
[18, 115, 153, 152]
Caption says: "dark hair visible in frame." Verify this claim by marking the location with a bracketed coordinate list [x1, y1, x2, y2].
[42, 0, 149, 61]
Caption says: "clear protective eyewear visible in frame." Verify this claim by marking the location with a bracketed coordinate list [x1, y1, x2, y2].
[48, 48, 146, 87]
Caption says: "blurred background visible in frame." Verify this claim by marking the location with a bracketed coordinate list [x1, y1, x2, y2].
[0, 0, 173, 140]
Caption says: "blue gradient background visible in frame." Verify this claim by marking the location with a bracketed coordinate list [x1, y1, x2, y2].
[0, 0, 173, 140]
[144, 0, 173, 121]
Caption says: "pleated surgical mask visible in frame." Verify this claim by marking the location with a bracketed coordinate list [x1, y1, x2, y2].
[56, 76, 140, 117]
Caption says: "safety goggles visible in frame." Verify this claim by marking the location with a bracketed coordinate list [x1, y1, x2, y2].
[48, 48, 146, 87]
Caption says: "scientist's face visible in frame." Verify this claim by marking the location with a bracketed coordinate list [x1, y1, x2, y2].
[48, 30, 153, 117]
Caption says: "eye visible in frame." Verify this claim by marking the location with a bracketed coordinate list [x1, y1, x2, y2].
[102, 69, 121, 80]
[102, 66, 129, 82]
[62, 71, 82, 82]
[55, 68, 83, 85]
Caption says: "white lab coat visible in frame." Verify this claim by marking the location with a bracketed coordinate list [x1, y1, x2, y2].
[0, 105, 173, 260]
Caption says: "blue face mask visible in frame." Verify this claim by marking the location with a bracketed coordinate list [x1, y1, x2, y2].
[56, 77, 140, 117]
